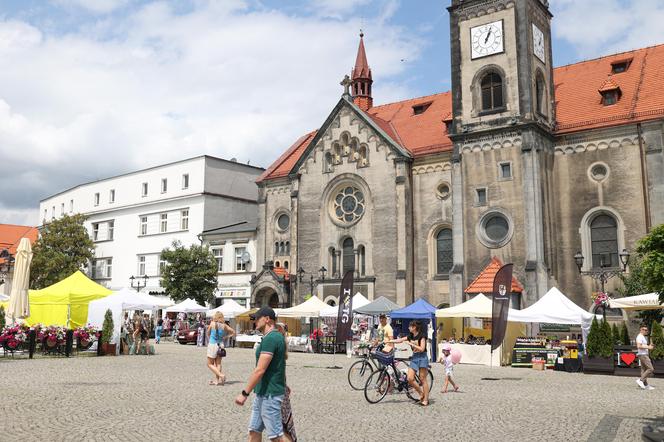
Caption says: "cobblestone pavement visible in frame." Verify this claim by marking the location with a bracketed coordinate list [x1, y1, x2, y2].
[1, 342, 662, 441]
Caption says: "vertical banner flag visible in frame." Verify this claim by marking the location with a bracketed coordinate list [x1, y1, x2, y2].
[335, 270, 354, 343]
[491, 263, 513, 353]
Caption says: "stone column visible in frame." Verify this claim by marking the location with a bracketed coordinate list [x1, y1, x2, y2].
[449, 155, 464, 307]
[335, 250, 341, 279]
[354, 248, 360, 278]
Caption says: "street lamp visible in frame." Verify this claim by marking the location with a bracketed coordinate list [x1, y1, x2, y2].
[574, 249, 630, 318]
[129, 275, 149, 292]
[297, 266, 327, 297]
[0, 249, 14, 285]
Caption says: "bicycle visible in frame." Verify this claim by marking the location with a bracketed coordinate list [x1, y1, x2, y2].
[348, 343, 380, 390]
[363, 351, 434, 404]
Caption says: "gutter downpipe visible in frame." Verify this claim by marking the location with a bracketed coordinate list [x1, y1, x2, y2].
[637, 123, 652, 232]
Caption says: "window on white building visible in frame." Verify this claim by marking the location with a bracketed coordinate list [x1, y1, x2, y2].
[94, 193, 100, 206]
[181, 210, 189, 230]
[69, 199, 74, 213]
[142, 182, 148, 197]
[108, 221, 114, 240]
[138, 256, 146, 276]
[161, 178, 167, 193]
[51, 206, 55, 218]
[160, 213, 168, 233]
[60, 203, 64, 215]
[235, 247, 247, 272]
[92, 223, 99, 241]
[140, 216, 148, 235]
[212, 248, 223, 272]
[105, 258, 112, 278]
[92, 258, 112, 279]
[182, 173, 189, 189]
[159, 256, 167, 275]
[109, 189, 115, 203]
[43, 209, 47, 222]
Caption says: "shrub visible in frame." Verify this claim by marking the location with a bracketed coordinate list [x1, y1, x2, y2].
[101, 309, 114, 344]
[600, 319, 614, 357]
[586, 317, 614, 358]
[0, 305, 5, 330]
[621, 322, 630, 346]
[612, 323, 620, 345]
[651, 321, 664, 360]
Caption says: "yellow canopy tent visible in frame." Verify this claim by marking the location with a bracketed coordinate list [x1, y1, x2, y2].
[25, 271, 112, 328]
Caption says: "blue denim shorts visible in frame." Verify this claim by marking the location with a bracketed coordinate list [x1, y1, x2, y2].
[410, 352, 430, 370]
[248, 394, 284, 439]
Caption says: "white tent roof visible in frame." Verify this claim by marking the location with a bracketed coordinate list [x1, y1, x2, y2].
[206, 299, 249, 318]
[164, 298, 208, 313]
[319, 293, 371, 317]
[436, 293, 504, 318]
[87, 288, 162, 350]
[277, 296, 329, 318]
[507, 287, 596, 325]
[608, 293, 663, 310]
[136, 293, 174, 308]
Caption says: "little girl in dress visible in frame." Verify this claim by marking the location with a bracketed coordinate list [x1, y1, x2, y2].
[440, 344, 460, 393]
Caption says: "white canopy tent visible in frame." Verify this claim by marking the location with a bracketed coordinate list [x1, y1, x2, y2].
[277, 296, 329, 318]
[508, 287, 598, 343]
[608, 293, 663, 310]
[87, 288, 161, 351]
[164, 298, 208, 314]
[206, 299, 249, 319]
[137, 293, 174, 308]
[319, 293, 371, 317]
[435, 293, 521, 318]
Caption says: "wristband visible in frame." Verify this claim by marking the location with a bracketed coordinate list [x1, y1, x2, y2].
[241, 389, 250, 397]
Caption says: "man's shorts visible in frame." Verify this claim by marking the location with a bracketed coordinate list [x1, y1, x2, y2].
[248, 394, 284, 439]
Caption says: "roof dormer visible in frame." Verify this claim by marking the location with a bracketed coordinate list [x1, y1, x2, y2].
[611, 58, 632, 74]
[598, 76, 622, 106]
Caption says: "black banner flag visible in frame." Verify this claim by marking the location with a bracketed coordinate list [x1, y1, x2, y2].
[491, 264, 513, 352]
[335, 270, 354, 343]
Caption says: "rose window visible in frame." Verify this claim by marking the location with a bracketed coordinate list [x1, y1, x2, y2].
[332, 186, 365, 224]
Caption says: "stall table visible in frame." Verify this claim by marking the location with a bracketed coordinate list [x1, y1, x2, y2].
[235, 334, 262, 348]
[439, 343, 500, 366]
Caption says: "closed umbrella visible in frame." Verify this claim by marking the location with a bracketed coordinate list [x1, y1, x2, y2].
[8, 238, 33, 322]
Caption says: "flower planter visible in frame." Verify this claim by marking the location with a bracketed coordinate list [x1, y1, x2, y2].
[653, 359, 664, 378]
[101, 343, 116, 356]
[582, 356, 614, 374]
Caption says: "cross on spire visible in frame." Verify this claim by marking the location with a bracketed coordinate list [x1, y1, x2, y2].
[340, 75, 352, 97]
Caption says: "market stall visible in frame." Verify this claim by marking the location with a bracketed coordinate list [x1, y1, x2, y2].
[608, 292, 664, 310]
[391, 298, 438, 361]
[436, 294, 524, 366]
[206, 299, 249, 319]
[87, 288, 160, 353]
[25, 271, 112, 328]
[319, 293, 371, 317]
[234, 308, 260, 348]
[164, 298, 208, 314]
[354, 296, 400, 315]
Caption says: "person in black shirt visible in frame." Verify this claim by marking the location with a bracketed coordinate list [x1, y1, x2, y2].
[389, 320, 430, 406]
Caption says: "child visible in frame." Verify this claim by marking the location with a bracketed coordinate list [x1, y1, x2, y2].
[440, 344, 459, 393]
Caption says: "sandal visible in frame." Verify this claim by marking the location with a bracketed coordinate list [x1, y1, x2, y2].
[419, 401, 429, 407]
[208, 380, 218, 386]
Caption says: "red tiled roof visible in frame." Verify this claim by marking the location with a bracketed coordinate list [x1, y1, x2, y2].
[597, 76, 621, 93]
[259, 44, 664, 182]
[352, 34, 371, 80]
[0, 224, 38, 264]
[273, 266, 290, 280]
[465, 257, 524, 294]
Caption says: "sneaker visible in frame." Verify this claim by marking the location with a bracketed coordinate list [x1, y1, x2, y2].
[636, 379, 646, 389]
[647, 385, 655, 390]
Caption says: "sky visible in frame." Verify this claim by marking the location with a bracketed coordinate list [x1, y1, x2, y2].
[1, 0, 664, 226]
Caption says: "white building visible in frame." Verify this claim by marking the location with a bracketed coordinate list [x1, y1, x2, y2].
[39, 155, 263, 305]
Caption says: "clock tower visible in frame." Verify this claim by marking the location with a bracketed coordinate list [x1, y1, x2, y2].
[447, 0, 556, 309]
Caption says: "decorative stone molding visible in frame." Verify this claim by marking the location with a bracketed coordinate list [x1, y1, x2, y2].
[456, 0, 515, 22]
[412, 162, 452, 175]
[554, 136, 638, 156]
[265, 186, 290, 196]
[460, 136, 522, 154]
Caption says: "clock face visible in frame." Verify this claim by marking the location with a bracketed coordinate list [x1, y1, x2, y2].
[532, 24, 545, 63]
[471, 20, 504, 59]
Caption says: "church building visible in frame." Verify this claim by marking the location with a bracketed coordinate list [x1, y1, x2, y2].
[250, 0, 664, 312]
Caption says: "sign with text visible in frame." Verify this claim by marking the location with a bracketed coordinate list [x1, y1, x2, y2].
[491, 263, 513, 352]
[335, 270, 354, 342]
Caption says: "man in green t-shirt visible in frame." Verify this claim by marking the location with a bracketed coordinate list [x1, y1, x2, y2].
[235, 307, 286, 441]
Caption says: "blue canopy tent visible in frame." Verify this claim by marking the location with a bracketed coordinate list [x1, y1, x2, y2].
[390, 298, 438, 361]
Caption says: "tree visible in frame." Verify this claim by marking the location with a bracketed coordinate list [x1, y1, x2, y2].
[600, 319, 614, 357]
[635, 223, 664, 304]
[30, 214, 95, 289]
[160, 240, 218, 306]
[0, 305, 5, 330]
[586, 316, 601, 357]
[611, 323, 620, 346]
[587, 317, 614, 358]
[617, 256, 663, 325]
[651, 321, 664, 360]
[101, 309, 114, 344]
[620, 322, 630, 346]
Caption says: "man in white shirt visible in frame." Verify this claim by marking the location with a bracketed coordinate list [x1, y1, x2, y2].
[636, 324, 655, 390]
[374, 314, 394, 353]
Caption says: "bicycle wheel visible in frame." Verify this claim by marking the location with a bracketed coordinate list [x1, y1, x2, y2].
[364, 368, 390, 404]
[405, 369, 434, 401]
[348, 359, 374, 390]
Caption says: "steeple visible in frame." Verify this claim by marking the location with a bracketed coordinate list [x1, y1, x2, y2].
[351, 32, 373, 111]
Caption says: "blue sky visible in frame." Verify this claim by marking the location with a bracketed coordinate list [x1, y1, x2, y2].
[0, 0, 663, 225]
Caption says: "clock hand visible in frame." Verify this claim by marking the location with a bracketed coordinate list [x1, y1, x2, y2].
[484, 29, 492, 44]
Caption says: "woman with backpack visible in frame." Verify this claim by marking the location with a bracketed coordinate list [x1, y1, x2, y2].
[206, 311, 235, 385]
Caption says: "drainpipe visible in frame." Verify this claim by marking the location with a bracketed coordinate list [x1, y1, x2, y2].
[637, 123, 652, 232]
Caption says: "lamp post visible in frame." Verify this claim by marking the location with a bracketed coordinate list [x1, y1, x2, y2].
[129, 275, 149, 292]
[574, 249, 630, 318]
[0, 249, 15, 285]
[297, 266, 327, 298]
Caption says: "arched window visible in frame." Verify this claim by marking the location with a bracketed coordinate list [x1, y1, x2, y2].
[481, 73, 503, 111]
[358, 245, 366, 276]
[274, 242, 279, 255]
[324, 152, 334, 173]
[284, 261, 289, 269]
[342, 238, 355, 276]
[279, 242, 285, 255]
[329, 247, 337, 277]
[275, 261, 281, 268]
[590, 214, 619, 268]
[436, 228, 453, 275]
[285, 241, 290, 254]
[535, 73, 546, 115]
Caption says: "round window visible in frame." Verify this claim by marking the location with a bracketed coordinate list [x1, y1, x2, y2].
[477, 210, 513, 248]
[590, 164, 608, 181]
[277, 214, 290, 231]
[330, 185, 365, 225]
[485, 215, 509, 242]
[436, 182, 451, 200]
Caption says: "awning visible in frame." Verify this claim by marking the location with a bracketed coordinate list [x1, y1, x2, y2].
[608, 293, 663, 310]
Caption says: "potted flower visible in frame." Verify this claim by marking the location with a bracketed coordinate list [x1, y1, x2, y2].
[650, 320, 664, 376]
[101, 309, 115, 356]
[0, 324, 29, 352]
[73, 325, 99, 350]
[583, 316, 615, 374]
[42, 325, 66, 351]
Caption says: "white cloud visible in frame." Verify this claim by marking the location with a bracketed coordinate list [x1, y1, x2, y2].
[552, 0, 664, 58]
[0, 1, 423, 225]
[51, 0, 130, 14]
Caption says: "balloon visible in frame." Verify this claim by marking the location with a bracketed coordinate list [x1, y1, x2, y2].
[450, 349, 462, 364]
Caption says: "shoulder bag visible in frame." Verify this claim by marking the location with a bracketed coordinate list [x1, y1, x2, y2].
[216, 323, 226, 358]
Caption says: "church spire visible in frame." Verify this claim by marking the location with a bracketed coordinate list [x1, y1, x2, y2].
[351, 31, 373, 111]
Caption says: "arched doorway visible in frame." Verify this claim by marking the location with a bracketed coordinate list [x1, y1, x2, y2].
[254, 287, 280, 308]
